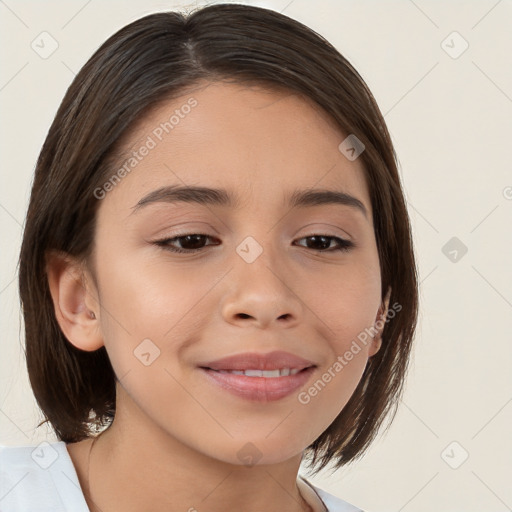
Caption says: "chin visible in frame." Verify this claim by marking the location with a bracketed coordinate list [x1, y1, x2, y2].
[212, 438, 307, 467]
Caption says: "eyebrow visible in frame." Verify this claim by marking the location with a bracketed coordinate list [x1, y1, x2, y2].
[130, 185, 368, 219]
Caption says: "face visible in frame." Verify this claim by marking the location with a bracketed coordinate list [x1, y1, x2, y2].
[77, 81, 388, 465]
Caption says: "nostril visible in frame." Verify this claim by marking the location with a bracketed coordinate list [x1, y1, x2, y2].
[237, 313, 251, 319]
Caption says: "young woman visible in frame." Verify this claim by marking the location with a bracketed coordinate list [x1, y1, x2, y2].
[1, 4, 418, 511]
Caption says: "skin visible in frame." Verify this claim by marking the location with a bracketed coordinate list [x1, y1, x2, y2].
[48, 81, 390, 512]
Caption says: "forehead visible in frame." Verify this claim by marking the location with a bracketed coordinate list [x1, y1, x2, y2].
[100, 81, 371, 218]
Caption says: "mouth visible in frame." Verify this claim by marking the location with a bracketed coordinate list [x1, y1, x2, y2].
[201, 366, 312, 376]
[198, 365, 317, 402]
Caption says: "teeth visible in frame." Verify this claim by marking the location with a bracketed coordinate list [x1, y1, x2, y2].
[216, 367, 303, 377]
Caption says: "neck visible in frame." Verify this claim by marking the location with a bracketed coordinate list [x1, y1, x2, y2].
[81, 394, 316, 512]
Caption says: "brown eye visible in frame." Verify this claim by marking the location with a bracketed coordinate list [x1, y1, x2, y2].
[294, 235, 354, 253]
[154, 234, 219, 253]
[153, 233, 354, 255]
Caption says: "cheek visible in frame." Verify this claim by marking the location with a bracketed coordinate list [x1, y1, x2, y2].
[96, 246, 202, 337]
[297, 262, 380, 411]
[295, 349, 368, 442]
[93, 252, 198, 410]
[93, 244, 217, 385]
[311, 262, 382, 350]
[297, 273, 379, 429]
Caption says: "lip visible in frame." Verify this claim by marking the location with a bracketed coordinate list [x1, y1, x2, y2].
[199, 350, 316, 371]
[197, 350, 317, 402]
[200, 366, 317, 402]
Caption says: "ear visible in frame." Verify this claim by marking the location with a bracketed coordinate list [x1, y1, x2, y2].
[368, 286, 392, 357]
[45, 251, 103, 351]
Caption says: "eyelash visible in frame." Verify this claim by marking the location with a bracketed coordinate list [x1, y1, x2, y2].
[152, 233, 355, 254]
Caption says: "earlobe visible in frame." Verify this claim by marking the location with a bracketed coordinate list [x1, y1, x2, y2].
[45, 251, 103, 352]
[368, 286, 392, 357]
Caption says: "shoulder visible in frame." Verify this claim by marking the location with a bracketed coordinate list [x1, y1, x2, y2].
[0, 441, 89, 512]
[300, 476, 364, 512]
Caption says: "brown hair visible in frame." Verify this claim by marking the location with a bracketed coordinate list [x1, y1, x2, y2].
[18, 3, 418, 475]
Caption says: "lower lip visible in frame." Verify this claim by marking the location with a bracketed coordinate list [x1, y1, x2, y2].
[199, 367, 316, 402]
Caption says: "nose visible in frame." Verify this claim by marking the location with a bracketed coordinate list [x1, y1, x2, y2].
[220, 253, 303, 330]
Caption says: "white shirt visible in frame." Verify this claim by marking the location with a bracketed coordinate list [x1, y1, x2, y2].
[0, 441, 363, 511]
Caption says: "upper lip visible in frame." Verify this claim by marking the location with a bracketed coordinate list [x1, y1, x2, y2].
[199, 350, 317, 371]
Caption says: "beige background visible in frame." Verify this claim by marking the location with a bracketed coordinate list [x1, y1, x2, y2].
[1, 1, 511, 511]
